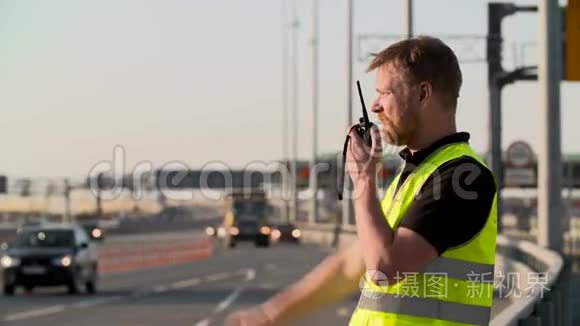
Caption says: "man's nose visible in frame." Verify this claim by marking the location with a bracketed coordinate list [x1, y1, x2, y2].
[371, 99, 382, 113]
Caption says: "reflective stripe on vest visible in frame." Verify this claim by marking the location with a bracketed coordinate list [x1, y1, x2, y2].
[357, 294, 490, 325]
[350, 142, 498, 326]
[422, 256, 495, 282]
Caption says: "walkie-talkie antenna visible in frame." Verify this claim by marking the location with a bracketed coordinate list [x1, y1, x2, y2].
[356, 81, 370, 124]
[338, 81, 374, 200]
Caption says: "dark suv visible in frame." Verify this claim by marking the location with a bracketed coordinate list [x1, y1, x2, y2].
[1, 224, 98, 295]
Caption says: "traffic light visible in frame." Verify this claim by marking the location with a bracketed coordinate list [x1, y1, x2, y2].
[298, 166, 310, 179]
[296, 163, 310, 189]
[566, 0, 580, 81]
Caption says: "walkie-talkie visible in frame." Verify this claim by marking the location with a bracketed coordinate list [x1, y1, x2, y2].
[355, 81, 374, 147]
[338, 81, 375, 200]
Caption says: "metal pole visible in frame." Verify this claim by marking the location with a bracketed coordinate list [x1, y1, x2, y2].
[44, 181, 53, 218]
[64, 179, 71, 224]
[489, 81, 503, 234]
[487, 3, 507, 234]
[537, 0, 562, 251]
[309, 0, 319, 225]
[96, 188, 102, 216]
[290, 0, 299, 223]
[281, 0, 290, 222]
[403, 0, 413, 39]
[342, 0, 354, 228]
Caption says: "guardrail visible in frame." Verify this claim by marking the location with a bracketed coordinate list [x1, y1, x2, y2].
[491, 235, 571, 326]
[296, 222, 571, 326]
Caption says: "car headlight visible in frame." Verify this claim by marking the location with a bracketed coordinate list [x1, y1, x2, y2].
[1, 255, 20, 268]
[230, 227, 239, 236]
[52, 255, 72, 267]
[91, 228, 102, 238]
[260, 226, 271, 235]
[292, 229, 301, 238]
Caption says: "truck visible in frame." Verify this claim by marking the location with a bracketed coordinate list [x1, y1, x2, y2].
[221, 189, 272, 248]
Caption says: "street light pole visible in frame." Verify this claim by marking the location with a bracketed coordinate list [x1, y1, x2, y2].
[290, 0, 299, 223]
[403, 0, 413, 39]
[342, 0, 354, 228]
[537, 0, 562, 252]
[281, 0, 290, 222]
[310, 0, 319, 225]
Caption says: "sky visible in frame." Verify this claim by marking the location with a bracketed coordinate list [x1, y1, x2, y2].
[0, 0, 578, 179]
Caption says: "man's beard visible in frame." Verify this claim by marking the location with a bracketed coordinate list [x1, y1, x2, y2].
[380, 103, 417, 147]
[380, 120, 407, 146]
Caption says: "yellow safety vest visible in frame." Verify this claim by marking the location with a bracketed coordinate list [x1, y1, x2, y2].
[349, 142, 498, 326]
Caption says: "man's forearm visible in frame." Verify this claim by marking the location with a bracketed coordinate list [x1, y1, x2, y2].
[260, 246, 362, 324]
[353, 176, 395, 274]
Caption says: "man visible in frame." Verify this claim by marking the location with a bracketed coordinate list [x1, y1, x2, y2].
[226, 36, 497, 326]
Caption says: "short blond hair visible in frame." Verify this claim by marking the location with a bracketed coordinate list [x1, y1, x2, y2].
[367, 36, 463, 109]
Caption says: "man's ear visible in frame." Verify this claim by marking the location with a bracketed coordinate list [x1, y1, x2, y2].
[418, 82, 432, 103]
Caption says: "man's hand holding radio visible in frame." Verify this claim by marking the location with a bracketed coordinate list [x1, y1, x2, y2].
[346, 124, 383, 188]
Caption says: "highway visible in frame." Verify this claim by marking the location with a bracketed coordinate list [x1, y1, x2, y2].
[0, 225, 526, 325]
[0, 240, 359, 326]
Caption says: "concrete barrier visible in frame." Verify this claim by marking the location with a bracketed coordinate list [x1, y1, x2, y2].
[98, 237, 214, 275]
[96, 230, 213, 274]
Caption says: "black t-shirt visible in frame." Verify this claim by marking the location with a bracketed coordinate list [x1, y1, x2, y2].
[394, 132, 497, 255]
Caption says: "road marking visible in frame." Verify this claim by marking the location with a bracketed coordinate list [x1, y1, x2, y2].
[215, 287, 243, 313]
[73, 296, 123, 308]
[214, 269, 255, 314]
[265, 263, 277, 271]
[243, 268, 256, 281]
[3, 305, 66, 322]
[152, 285, 168, 293]
[193, 318, 211, 326]
[337, 307, 350, 317]
[192, 268, 256, 326]
[2, 270, 243, 323]
[171, 278, 201, 289]
[206, 272, 229, 281]
[259, 282, 274, 290]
